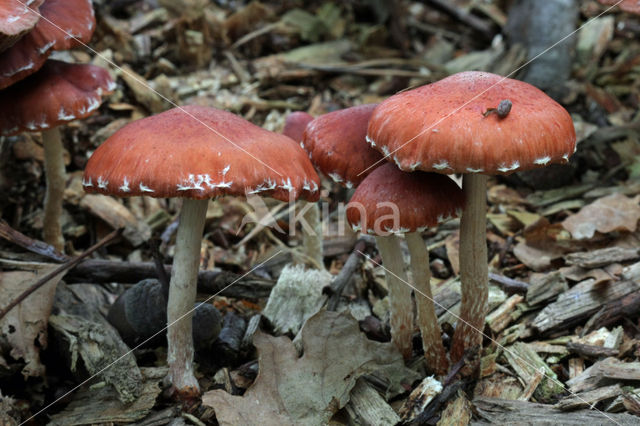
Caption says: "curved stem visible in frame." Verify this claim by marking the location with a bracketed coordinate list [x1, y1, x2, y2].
[405, 232, 448, 376]
[42, 128, 65, 252]
[451, 173, 488, 364]
[375, 235, 414, 360]
[167, 198, 208, 399]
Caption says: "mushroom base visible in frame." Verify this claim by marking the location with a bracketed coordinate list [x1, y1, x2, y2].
[167, 198, 209, 398]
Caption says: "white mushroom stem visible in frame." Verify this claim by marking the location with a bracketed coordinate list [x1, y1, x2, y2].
[167, 198, 208, 397]
[300, 200, 324, 269]
[375, 234, 414, 360]
[405, 232, 448, 376]
[42, 128, 66, 252]
[451, 173, 489, 363]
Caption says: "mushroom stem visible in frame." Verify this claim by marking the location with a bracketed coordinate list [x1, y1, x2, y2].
[300, 201, 324, 269]
[451, 173, 488, 364]
[405, 232, 448, 376]
[167, 198, 208, 398]
[375, 234, 414, 360]
[41, 127, 66, 252]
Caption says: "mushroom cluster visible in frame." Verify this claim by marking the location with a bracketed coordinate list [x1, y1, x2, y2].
[365, 71, 576, 366]
[0, 0, 113, 252]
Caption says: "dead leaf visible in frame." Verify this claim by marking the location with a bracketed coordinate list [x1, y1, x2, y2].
[562, 193, 640, 240]
[0, 265, 63, 378]
[202, 310, 407, 426]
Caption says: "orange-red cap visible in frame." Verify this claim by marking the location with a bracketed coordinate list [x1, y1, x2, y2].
[282, 111, 313, 143]
[0, 0, 44, 53]
[367, 71, 576, 175]
[0, 0, 95, 89]
[346, 163, 464, 235]
[83, 105, 321, 202]
[0, 59, 114, 136]
[598, 0, 640, 14]
[302, 104, 383, 188]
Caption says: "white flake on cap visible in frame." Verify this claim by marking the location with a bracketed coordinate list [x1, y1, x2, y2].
[562, 153, 570, 161]
[466, 167, 484, 173]
[432, 161, 450, 170]
[280, 177, 294, 192]
[365, 135, 376, 147]
[119, 177, 130, 192]
[38, 40, 55, 55]
[139, 182, 154, 192]
[58, 108, 75, 121]
[97, 176, 108, 189]
[328, 172, 343, 184]
[82, 177, 93, 187]
[497, 161, 520, 173]
[534, 156, 551, 165]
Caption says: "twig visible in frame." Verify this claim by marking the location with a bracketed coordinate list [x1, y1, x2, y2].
[326, 239, 367, 311]
[424, 0, 494, 36]
[488, 272, 529, 294]
[0, 228, 123, 321]
[0, 219, 68, 262]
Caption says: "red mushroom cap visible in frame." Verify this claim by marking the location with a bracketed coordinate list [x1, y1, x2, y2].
[0, 59, 115, 136]
[598, 0, 640, 14]
[367, 71, 576, 175]
[0, 0, 44, 53]
[83, 105, 321, 202]
[346, 163, 464, 235]
[282, 111, 313, 143]
[302, 104, 383, 188]
[0, 0, 96, 89]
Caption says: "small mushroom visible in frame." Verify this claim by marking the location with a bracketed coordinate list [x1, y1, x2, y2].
[346, 163, 464, 367]
[0, 59, 115, 251]
[84, 105, 320, 399]
[0, 0, 44, 53]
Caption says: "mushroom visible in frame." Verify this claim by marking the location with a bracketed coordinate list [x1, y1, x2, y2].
[0, 0, 44, 53]
[0, 59, 115, 251]
[83, 105, 320, 399]
[0, 0, 96, 89]
[346, 163, 464, 367]
[366, 71, 576, 363]
[282, 111, 323, 268]
[302, 104, 383, 189]
[282, 111, 313, 143]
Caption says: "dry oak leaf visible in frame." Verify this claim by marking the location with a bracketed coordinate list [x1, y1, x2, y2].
[562, 193, 640, 240]
[0, 265, 63, 378]
[202, 310, 406, 426]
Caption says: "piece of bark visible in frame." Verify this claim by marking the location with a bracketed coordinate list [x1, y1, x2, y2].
[50, 284, 142, 404]
[567, 357, 640, 394]
[240, 314, 263, 352]
[80, 194, 151, 247]
[473, 397, 639, 425]
[65, 259, 275, 298]
[48, 367, 166, 425]
[555, 384, 623, 411]
[565, 247, 640, 269]
[263, 264, 331, 335]
[486, 294, 524, 334]
[326, 240, 365, 311]
[436, 389, 472, 426]
[344, 378, 400, 426]
[503, 342, 564, 401]
[526, 271, 568, 306]
[566, 342, 619, 359]
[585, 290, 640, 332]
[399, 376, 443, 423]
[569, 357, 584, 380]
[532, 279, 640, 333]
